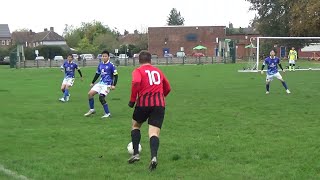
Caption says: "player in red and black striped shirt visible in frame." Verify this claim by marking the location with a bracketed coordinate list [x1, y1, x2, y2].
[128, 50, 171, 171]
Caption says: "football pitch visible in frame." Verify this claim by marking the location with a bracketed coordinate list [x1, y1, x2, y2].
[1, 63, 320, 179]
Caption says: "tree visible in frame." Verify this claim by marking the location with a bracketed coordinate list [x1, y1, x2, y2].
[93, 34, 120, 53]
[77, 38, 98, 54]
[246, 0, 320, 52]
[167, 8, 185, 25]
[247, 0, 320, 37]
[14, 28, 30, 32]
[124, 29, 129, 35]
[64, 20, 120, 53]
[290, 0, 320, 36]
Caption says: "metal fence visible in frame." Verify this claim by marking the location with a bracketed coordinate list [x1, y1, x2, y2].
[14, 57, 235, 69]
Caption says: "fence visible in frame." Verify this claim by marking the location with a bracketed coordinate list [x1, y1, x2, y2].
[13, 56, 236, 69]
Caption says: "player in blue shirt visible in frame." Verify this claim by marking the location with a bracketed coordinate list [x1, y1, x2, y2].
[59, 54, 83, 102]
[84, 50, 118, 118]
[261, 50, 291, 94]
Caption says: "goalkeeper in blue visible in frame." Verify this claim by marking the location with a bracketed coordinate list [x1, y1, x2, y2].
[59, 54, 83, 102]
[261, 50, 291, 94]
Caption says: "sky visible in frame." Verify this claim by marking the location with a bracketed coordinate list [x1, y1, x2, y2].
[1, 0, 256, 35]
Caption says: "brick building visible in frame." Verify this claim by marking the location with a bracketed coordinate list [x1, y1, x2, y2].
[148, 26, 259, 58]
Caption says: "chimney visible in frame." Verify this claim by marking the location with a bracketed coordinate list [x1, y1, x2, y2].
[29, 29, 33, 35]
[44, 28, 48, 32]
[50, 27, 54, 32]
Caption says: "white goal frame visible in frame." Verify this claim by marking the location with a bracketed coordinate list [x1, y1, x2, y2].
[239, 36, 320, 72]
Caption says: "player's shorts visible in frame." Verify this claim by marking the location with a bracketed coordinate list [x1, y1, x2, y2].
[132, 106, 165, 129]
[289, 60, 295, 64]
[62, 77, 75, 86]
[266, 72, 283, 82]
[91, 83, 111, 96]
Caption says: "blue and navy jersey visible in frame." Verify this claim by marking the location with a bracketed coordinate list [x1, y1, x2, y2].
[96, 61, 117, 85]
[263, 56, 281, 75]
[61, 61, 79, 78]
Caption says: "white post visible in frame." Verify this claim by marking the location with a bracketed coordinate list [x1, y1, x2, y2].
[256, 37, 260, 69]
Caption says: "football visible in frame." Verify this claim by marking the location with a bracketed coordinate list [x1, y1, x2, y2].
[127, 142, 142, 155]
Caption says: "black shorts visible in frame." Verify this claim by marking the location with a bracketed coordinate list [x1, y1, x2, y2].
[132, 106, 165, 129]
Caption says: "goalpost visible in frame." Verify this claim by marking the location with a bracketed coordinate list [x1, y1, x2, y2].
[239, 36, 320, 72]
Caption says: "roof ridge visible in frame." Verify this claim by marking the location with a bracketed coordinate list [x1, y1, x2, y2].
[42, 31, 51, 41]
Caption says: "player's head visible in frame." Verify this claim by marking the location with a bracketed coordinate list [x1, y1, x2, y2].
[101, 50, 110, 62]
[67, 54, 73, 61]
[270, 50, 276, 56]
[291, 47, 295, 50]
[138, 50, 151, 64]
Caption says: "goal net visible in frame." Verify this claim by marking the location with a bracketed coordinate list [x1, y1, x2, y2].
[238, 37, 320, 72]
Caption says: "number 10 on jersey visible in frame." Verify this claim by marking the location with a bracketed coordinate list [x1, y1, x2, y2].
[145, 70, 160, 85]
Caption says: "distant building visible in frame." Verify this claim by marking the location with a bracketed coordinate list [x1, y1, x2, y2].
[0, 24, 11, 48]
[148, 25, 260, 58]
[12, 27, 67, 48]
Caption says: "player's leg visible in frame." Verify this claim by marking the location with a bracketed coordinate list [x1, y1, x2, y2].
[292, 60, 296, 71]
[128, 107, 148, 164]
[59, 81, 67, 102]
[276, 73, 290, 93]
[265, 75, 273, 94]
[84, 85, 99, 116]
[147, 107, 165, 171]
[289, 63, 292, 71]
[64, 78, 74, 101]
[100, 85, 111, 118]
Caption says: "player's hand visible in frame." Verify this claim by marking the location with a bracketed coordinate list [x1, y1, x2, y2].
[128, 101, 135, 108]
[110, 86, 116, 90]
[260, 70, 264, 75]
[282, 69, 286, 73]
[90, 83, 94, 87]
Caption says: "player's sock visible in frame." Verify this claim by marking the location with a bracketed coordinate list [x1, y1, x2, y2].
[293, 64, 295, 70]
[289, 64, 292, 71]
[282, 81, 288, 90]
[64, 89, 69, 99]
[89, 98, 94, 109]
[103, 104, 110, 114]
[266, 84, 270, 92]
[150, 136, 159, 159]
[131, 129, 141, 155]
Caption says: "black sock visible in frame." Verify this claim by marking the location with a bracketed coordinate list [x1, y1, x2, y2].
[150, 136, 159, 159]
[131, 129, 141, 155]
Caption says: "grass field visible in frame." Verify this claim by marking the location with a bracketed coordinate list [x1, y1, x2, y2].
[1, 62, 320, 180]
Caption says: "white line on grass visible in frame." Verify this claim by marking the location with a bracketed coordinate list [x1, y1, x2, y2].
[0, 164, 30, 180]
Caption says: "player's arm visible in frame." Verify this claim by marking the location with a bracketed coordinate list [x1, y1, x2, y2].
[76, 66, 83, 78]
[261, 59, 267, 74]
[60, 64, 64, 72]
[128, 70, 141, 108]
[278, 62, 284, 71]
[91, 66, 101, 84]
[112, 71, 118, 86]
[163, 75, 171, 97]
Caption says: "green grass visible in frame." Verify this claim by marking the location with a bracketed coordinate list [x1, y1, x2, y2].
[1, 63, 320, 180]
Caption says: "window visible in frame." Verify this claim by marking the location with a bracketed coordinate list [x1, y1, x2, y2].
[6, 40, 10, 45]
[1, 40, 5, 45]
[185, 34, 198, 41]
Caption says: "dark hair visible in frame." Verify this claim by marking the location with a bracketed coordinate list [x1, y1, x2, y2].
[67, 54, 73, 58]
[101, 50, 110, 56]
[139, 50, 151, 64]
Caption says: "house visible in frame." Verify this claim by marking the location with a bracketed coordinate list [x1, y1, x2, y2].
[148, 25, 260, 58]
[12, 27, 67, 48]
[0, 24, 11, 48]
